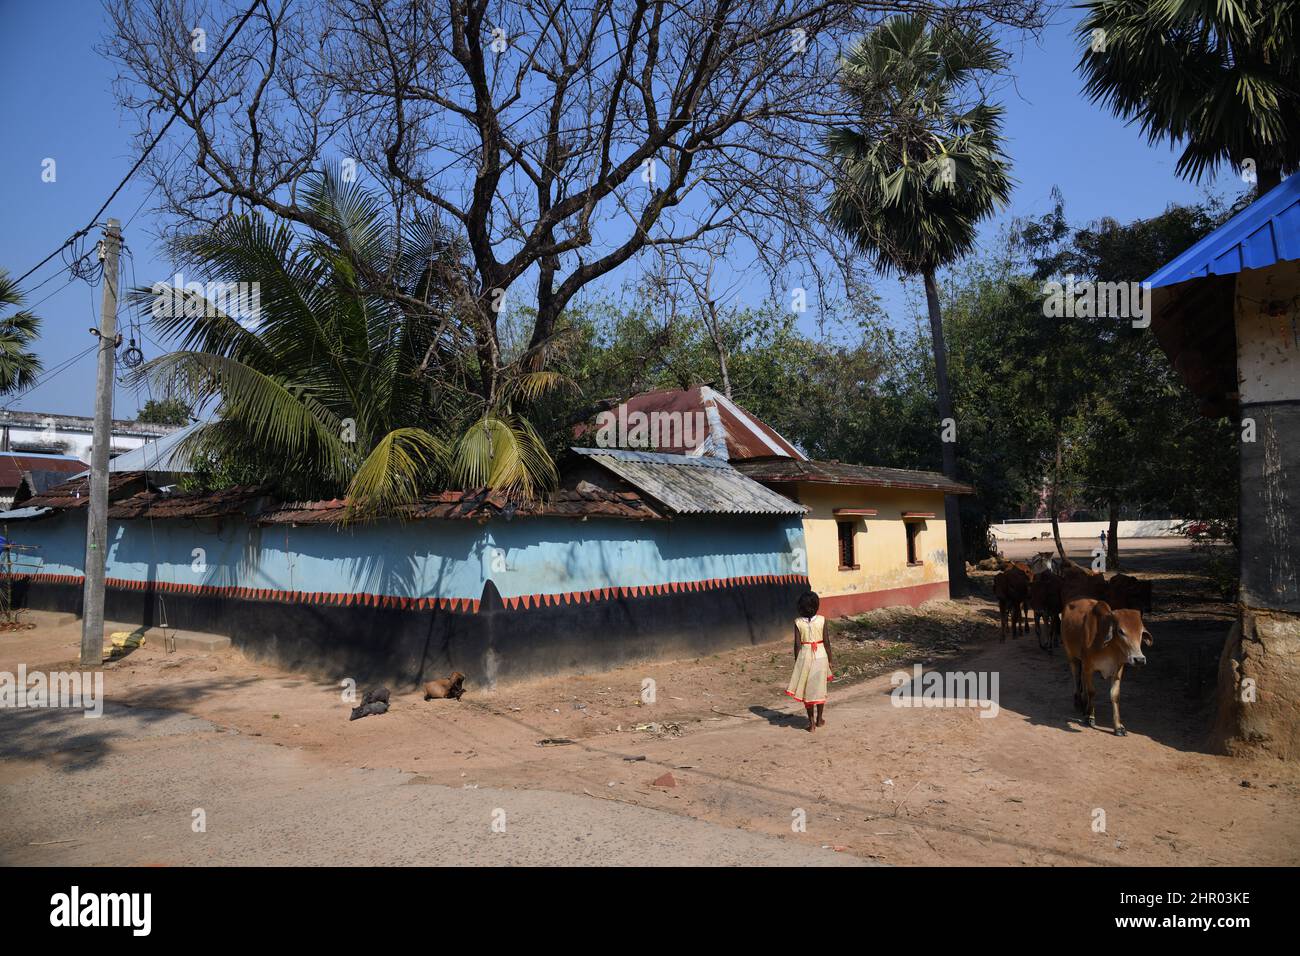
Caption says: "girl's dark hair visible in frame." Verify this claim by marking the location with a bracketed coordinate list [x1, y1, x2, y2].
[797, 591, 820, 618]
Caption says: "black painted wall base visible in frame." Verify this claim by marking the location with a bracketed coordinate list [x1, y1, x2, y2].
[12, 577, 808, 688]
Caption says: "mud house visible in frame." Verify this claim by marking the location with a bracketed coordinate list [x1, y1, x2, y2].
[1146, 173, 1300, 759]
[585, 387, 974, 616]
[1, 451, 808, 686]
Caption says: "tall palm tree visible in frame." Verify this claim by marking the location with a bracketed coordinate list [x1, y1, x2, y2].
[826, 13, 1013, 587]
[134, 169, 562, 514]
[1078, 0, 1300, 196]
[0, 269, 43, 394]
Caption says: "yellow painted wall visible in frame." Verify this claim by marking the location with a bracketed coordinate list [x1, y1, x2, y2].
[795, 483, 950, 598]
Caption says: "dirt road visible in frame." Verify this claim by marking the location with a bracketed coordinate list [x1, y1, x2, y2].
[2, 539, 1297, 866]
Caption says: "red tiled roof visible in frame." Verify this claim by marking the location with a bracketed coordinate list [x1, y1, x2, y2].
[734, 457, 975, 495]
[21, 472, 148, 508]
[21, 474, 664, 523]
[258, 487, 664, 524]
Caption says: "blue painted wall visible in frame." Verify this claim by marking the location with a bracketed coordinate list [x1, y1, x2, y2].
[7, 511, 806, 601]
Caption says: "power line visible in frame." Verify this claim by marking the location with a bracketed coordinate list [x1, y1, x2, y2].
[0, 343, 99, 413]
[11, 0, 264, 290]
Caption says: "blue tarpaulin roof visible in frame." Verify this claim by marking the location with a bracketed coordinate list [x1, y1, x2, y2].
[1146, 175, 1300, 289]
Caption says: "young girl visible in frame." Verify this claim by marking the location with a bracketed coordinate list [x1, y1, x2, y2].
[786, 591, 833, 732]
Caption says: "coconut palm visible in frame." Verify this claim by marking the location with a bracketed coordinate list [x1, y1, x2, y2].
[0, 269, 43, 394]
[1078, 0, 1300, 196]
[133, 168, 562, 513]
[826, 13, 1013, 585]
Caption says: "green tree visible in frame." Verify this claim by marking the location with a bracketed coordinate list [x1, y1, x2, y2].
[825, 13, 1014, 583]
[137, 397, 192, 426]
[0, 269, 43, 394]
[1078, 0, 1300, 195]
[1020, 197, 1237, 567]
[134, 169, 563, 512]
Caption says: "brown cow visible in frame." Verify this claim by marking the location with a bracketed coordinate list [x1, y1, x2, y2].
[994, 566, 1031, 641]
[1106, 573, 1153, 613]
[1060, 599, 1153, 736]
[1027, 570, 1063, 650]
[1059, 561, 1108, 603]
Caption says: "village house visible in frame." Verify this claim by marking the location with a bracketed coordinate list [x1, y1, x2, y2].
[585, 386, 975, 616]
[0, 388, 972, 684]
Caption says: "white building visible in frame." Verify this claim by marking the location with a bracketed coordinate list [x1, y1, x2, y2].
[0, 410, 182, 461]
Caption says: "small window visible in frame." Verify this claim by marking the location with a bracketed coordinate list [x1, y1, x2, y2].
[905, 522, 922, 565]
[837, 521, 857, 569]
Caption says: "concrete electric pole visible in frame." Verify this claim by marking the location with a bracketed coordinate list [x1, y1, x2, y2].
[80, 219, 122, 667]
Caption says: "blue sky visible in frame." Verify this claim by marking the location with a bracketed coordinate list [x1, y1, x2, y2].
[0, 3, 1246, 419]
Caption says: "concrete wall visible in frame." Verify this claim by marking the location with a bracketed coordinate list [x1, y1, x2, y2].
[3, 510, 808, 687]
[990, 519, 1186, 541]
[1214, 261, 1300, 759]
[794, 483, 950, 616]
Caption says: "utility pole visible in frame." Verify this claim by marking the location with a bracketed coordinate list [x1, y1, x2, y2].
[80, 219, 121, 666]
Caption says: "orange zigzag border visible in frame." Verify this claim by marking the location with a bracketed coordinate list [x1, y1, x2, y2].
[16, 571, 809, 615]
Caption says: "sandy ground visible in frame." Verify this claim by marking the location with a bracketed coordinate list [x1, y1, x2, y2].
[2, 538, 1297, 866]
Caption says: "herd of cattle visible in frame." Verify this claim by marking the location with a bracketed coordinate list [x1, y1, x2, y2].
[993, 555, 1155, 736]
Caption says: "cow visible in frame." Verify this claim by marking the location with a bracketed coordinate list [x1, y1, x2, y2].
[1059, 561, 1108, 603]
[993, 566, 1031, 641]
[1060, 598, 1153, 736]
[1027, 570, 1063, 650]
[1106, 573, 1153, 613]
[1027, 551, 1063, 577]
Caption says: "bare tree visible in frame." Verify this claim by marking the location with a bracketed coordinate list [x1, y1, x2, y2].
[103, 0, 1046, 400]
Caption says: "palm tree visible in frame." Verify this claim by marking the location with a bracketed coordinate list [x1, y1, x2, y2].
[0, 269, 43, 394]
[826, 13, 1013, 588]
[1078, 0, 1300, 196]
[133, 169, 563, 514]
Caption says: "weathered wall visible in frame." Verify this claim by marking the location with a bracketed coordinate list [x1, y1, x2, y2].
[1214, 262, 1300, 759]
[4, 511, 808, 687]
[795, 483, 950, 616]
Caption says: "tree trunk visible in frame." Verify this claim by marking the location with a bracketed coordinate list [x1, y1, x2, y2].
[1257, 164, 1282, 198]
[1107, 500, 1120, 571]
[1051, 432, 1066, 562]
[704, 299, 733, 398]
[923, 269, 966, 595]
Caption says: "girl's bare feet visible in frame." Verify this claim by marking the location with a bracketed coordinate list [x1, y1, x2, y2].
[816, 716, 826, 727]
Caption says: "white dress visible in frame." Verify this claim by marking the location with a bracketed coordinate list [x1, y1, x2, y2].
[786, 615, 830, 704]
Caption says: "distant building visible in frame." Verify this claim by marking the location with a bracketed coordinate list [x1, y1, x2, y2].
[0, 410, 182, 462]
[0, 452, 89, 508]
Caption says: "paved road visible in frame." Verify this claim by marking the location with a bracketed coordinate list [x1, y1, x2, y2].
[0, 704, 864, 866]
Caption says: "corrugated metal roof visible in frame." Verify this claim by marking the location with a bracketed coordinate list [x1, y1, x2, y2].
[734, 456, 975, 495]
[573, 447, 806, 515]
[105, 420, 203, 473]
[1147, 174, 1300, 288]
[573, 386, 807, 460]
